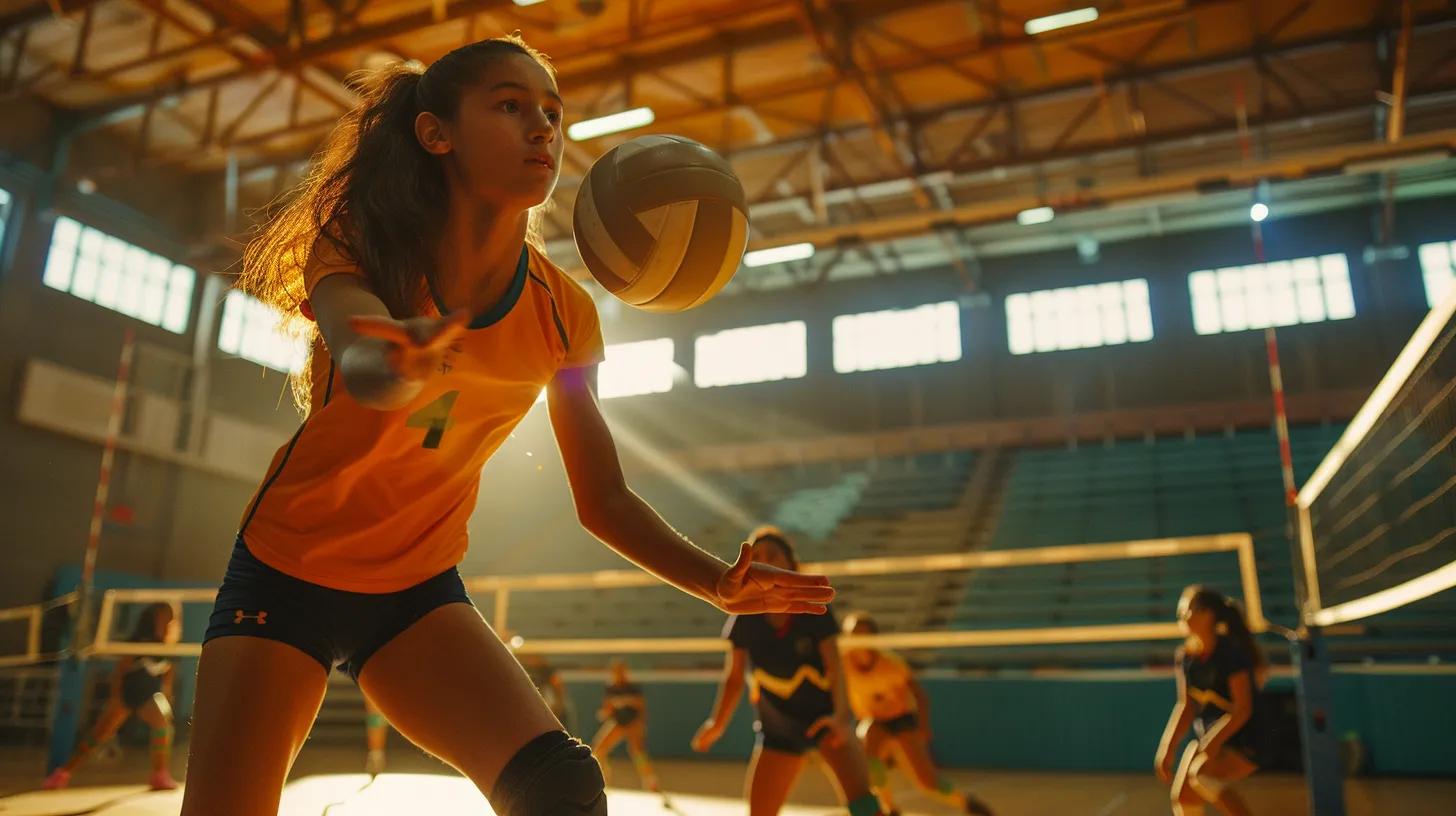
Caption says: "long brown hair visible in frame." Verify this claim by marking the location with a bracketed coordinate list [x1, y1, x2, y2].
[238, 33, 555, 412]
[1184, 585, 1267, 678]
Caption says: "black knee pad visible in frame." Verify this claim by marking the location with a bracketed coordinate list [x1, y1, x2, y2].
[489, 730, 607, 815]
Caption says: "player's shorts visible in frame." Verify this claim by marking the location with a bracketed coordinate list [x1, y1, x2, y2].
[877, 712, 919, 735]
[120, 668, 163, 709]
[204, 536, 472, 680]
[755, 700, 835, 756]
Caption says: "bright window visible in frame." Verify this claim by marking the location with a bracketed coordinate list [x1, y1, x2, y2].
[42, 216, 195, 333]
[694, 321, 807, 388]
[217, 290, 308, 373]
[1006, 279, 1153, 354]
[1189, 254, 1354, 335]
[833, 301, 961, 373]
[598, 338, 676, 399]
[1416, 241, 1456, 308]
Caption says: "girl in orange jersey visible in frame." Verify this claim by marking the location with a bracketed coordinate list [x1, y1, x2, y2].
[179, 35, 832, 816]
[840, 613, 991, 816]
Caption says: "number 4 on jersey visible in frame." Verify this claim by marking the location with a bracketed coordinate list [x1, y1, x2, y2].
[406, 390, 460, 449]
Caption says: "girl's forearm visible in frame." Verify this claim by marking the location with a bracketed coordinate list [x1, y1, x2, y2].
[583, 489, 727, 604]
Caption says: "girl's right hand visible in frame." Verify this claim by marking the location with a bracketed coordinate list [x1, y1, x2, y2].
[348, 310, 469, 384]
[691, 719, 723, 753]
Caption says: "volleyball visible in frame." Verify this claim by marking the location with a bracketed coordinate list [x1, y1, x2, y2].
[573, 135, 748, 312]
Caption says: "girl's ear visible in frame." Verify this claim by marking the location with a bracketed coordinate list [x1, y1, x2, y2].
[414, 111, 451, 156]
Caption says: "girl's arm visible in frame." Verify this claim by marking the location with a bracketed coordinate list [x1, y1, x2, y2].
[162, 664, 175, 702]
[1155, 660, 1197, 781]
[692, 648, 747, 751]
[547, 365, 833, 614]
[309, 271, 468, 410]
[807, 635, 855, 747]
[1197, 670, 1254, 756]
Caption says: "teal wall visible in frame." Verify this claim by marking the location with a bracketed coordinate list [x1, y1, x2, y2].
[568, 672, 1456, 777]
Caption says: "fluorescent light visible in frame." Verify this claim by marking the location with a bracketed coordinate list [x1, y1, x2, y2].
[1025, 7, 1099, 36]
[513, 0, 548, 6]
[1250, 202, 1269, 222]
[743, 242, 815, 267]
[1016, 206, 1055, 226]
[567, 106, 655, 141]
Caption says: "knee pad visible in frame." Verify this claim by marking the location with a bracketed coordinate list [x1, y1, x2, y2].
[489, 730, 606, 816]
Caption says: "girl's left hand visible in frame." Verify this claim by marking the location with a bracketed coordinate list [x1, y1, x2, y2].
[807, 715, 850, 749]
[714, 542, 835, 614]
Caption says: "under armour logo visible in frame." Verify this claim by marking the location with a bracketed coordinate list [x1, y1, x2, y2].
[234, 609, 268, 625]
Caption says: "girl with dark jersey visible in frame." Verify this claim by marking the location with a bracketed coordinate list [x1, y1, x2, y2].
[44, 602, 180, 791]
[180, 35, 833, 816]
[840, 613, 992, 816]
[1155, 586, 1270, 816]
[692, 527, 887, 816]
[591, 659, 661, 792]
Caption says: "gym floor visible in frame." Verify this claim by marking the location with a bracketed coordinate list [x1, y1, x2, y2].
[0, 745, 1450, 814]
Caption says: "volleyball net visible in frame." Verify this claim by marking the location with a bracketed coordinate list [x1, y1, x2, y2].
[1297, 289, 1456, 627]
[76, 533, 1265, 663]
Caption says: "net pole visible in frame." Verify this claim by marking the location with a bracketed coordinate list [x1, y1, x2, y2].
[49, 328, 135, 773]
[1265, 328, 1347, 816]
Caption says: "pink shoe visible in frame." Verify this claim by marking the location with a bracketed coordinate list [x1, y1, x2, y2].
[148, 770, 179, 791]
[42, 768, 71, 790]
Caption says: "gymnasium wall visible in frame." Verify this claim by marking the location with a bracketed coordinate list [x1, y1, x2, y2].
[562, 671, 1456, 776]
[1, 153, 1454, 607]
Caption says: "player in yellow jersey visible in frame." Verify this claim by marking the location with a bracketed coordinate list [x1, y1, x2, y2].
[178, 35, 833, 816]
[841, 613, 992, 815]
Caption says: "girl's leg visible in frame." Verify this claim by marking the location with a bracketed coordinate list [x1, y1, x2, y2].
[364, 697, 389, 775]
[747, 744, 807, 816]
[179, 637, 330, 816]
[1188, 749, 1258, 816]
[816, 731, 888, 815]
[888, 735, 966, 808]
[63, 700, 130, 772]
[589, 722, 624, 785]
[136, 694, 178, 788]
[1170, 742, 1208, 816]
[624, 724, 660, 791]
[356, 604, 602, 814]
[860, 721, 898, 812]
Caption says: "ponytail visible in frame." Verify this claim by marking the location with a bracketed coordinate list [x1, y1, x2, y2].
[238, 34, 556, 413]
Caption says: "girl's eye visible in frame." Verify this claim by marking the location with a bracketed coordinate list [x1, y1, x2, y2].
[501, 100, 520, 113]
[546, 110, 561, 124]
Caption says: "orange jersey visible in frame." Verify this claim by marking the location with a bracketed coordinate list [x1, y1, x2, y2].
[239, 244, 604, 593]
[844, 649, 917, 722]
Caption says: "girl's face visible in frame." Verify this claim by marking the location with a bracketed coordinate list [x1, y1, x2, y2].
[1177, 593, 1216, 642]
[844, 617, 876, 663]
[155, 607, 180, 644]
[750, 539, 795, 572]
[434, 52, 564, 210]
[610, 661, 628, 683]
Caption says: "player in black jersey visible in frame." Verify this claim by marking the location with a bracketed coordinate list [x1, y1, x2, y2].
[44, 602, 181, 791]
[1155, 586, 1269, 816]
[692, 527, 886, 816]
[591, 659, 660, 791]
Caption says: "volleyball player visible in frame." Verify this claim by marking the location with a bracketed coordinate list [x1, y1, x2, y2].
[179, 35, 832, 816]
[692, 527, 887, 816]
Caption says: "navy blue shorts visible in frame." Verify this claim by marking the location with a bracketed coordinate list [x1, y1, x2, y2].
[120, 668, 163, 710]
[755, 701, 835, 756]
[203, 537, 472, 681]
